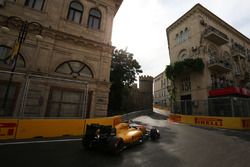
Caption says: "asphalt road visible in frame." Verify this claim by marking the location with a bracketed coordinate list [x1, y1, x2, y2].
[1, 110, 250, 167]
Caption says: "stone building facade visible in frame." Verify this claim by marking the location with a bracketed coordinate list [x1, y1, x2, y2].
[166, 4, 250, 116]
[166, 4, 250, 115]
[0, 0, 122, 118]
[153, 71, 170, 107]
[126, 76, 153, 112]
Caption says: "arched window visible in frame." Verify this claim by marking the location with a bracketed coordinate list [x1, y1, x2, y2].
[0, 45, 25, 68]
[175, 34, 179, 44]
[180, 31, 183, 42]
[184, 27, 189, 40]
[178, 49, 188, 61]
[88, 8, 101, 29]
[24, 0, 45, 10]
[55, 61, 93, 78]
[67, 1, 83, 24]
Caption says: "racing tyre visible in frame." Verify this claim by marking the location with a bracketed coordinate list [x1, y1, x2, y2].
[150, 128, 160, 140]
[82, 137, 94, 150]
[108, 137, 124, 154]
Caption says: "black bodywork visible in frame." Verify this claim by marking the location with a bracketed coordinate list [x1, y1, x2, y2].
[82, 124, 123, 154]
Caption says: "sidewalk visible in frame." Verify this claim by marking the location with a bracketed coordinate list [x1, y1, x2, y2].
[153, 107, 171, 117]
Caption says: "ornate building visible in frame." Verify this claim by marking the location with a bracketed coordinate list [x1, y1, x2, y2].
[167, 4, 250, 116]
[0, 0, 123, 118]
[153, 71, 170, 107]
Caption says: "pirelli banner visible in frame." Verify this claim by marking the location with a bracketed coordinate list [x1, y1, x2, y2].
[169, 114, 250, 130]
[0, 116, 122, 140]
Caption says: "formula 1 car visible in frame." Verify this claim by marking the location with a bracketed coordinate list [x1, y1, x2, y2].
[82, 121, 160, 154]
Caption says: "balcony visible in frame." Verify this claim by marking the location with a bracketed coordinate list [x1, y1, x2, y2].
[204, 26, 229, 46]
[209, 86, 250, 97]
[231, 43, 246, 59]
[208, 58, 232, 73]
[242, 71, 250, 82]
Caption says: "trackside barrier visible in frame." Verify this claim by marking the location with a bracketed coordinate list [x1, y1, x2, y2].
[16, 119, 86, 139]
[0, 116, 122, 140]
[169, 114, 250, 130]
[0, 119, 18, 140]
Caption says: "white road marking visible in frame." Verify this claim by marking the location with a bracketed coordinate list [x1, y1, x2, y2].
[0, 138, 82, 146]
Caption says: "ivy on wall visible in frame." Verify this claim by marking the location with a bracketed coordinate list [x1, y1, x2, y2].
[166, 58, 204, 80]
[165, 58, 204, 103]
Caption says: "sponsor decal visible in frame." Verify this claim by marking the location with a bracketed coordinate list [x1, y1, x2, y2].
[170, 115, 181, 122]
[242, 119, 250, 128]
[195, 117, 223, 127]
[0, 123, 17, 137]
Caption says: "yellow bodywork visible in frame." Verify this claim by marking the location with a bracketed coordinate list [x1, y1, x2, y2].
[115, 123, 143, 144]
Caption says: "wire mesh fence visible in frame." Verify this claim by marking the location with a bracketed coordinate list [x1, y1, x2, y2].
[0, 70, 88, 118]
[172, 97, 250, 117]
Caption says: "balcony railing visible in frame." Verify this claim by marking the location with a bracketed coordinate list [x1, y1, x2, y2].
[204, 26, 229, 46]
[208, 58, 232, 73]
[209, 86, 250, 97]
[247, 54, 250, 61]
[232, 43, 246, 59]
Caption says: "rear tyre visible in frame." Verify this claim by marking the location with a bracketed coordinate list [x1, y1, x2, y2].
[108, 137, 124, 154]
[82, 137, 94, 150]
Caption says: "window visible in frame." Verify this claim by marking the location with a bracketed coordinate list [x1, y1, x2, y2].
[88, 8, 101, 29]
[0, 82, 19, 117]
[0, 45, 25, 68]
[24, 0, 45, 10]
[46, 87, 85, 118]
[184, 27, 188, 40]
[176, 28, 189, 44]
[178, 49, 188, 61]
[208, 46, 218, 64]
[67, 1, 83, 24]
[175, 34, 180, 44]
[181, 77, 191, 92]
[55, 61, 93, 78]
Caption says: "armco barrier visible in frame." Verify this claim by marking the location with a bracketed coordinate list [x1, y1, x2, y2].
[169, 114, 250, 130]
[16, 119, 86, 139]
[0, 116, 122, 140]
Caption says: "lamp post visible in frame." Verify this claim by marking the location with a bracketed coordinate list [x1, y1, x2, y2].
[1, 16, 43, 114]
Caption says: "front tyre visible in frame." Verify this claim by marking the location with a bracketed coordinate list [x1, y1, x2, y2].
[150, 128, 160, 140]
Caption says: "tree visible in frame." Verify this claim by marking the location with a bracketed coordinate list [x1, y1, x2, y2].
[108, 49, 142, 115]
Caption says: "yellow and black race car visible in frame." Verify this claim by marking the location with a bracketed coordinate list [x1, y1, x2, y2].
[82, 121, 160, 154]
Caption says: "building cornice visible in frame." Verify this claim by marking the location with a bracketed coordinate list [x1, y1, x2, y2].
[166, 3, 250, 44]
[43, 27, 114, 53]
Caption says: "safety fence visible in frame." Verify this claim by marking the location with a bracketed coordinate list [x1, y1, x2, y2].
[172, 97, 250, 117]
[0, 70, 88, 118]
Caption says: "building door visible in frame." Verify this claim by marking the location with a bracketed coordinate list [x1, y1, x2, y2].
[181, 94, 192, 115]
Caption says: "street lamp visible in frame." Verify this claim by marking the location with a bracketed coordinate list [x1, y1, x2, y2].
[1, 16, 43, 115]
